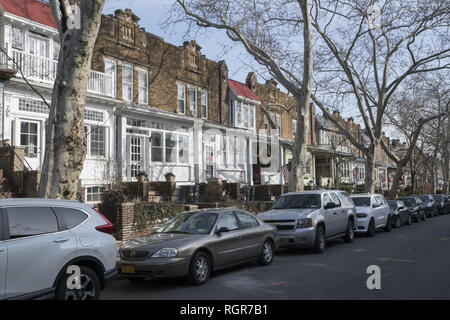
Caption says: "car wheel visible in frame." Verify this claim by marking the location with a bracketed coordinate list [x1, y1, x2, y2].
[384, 216, 392, 232]
[187, 251, 210, 285]
[56, 265, 101, 300]
[406, 215, 412, 225]
[343, 219, 354, 243]
[258, 240, 274, 266]
[313, 225, 326, 253]
[128, 277, 145, 284]
[394, 215, 402, 228]
[367, 219, 376, 237]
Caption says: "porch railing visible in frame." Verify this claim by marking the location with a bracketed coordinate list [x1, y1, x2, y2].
[7, 47, 114, 97]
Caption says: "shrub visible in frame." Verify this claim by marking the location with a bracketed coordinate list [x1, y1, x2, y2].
[133, 201, 185, 232]
[199, 183, 224, 202]
[98, 190, 125, 227]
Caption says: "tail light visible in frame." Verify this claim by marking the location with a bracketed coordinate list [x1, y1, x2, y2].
[94, 209, 114, 235]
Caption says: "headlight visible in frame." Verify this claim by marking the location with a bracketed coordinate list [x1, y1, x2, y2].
[427, 203, 432, 207]
[296, 218, 312, 228]
[151, 248, 178, 258]
[357, 213, 368, 218]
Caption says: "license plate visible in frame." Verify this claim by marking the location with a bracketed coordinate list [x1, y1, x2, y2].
[121, 265, 135, 274]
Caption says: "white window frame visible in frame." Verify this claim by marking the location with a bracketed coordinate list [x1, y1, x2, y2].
[86, 186, 105, 203]
[84, 124, 108, 159]
[178, 83, 186, 114]
[138, 69, 148, 105]
[150, 129, 190, 165]
[105, 59, 117, 98]
[12, 26, 24, 51]
[122, 64, 133, 102]
[201, 90, 208, 119]
[189, 87, 197, 117]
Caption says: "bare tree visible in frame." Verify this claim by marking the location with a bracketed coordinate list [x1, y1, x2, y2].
[38, 0, 106, 199]
[385, 73, 449, 197]
[309, 0, 450, 192]
[171, 0, 314, 192]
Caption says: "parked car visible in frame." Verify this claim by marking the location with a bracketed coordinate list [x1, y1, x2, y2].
[443, 195, 450, 214]
[398, 196, 426, 222]
[259, 190, 356, 253]
[117, 209, 279, 285]
[387, 200, 412, 227]
[418, 195, 438, 217]
[433, 194, 446, 215]
[350, 193, 391, 236]
[0, 199, 117, 300]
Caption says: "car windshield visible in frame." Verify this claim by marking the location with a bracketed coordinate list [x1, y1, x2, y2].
[272, 194, 321, 209]
[351, 197, 371, 207]
[420, 195, 430, 202]
[387, 200, 397, 210]
[400, 198, 416, 207]
[154, 212, 218, 235]
[434, 195, 443, 201]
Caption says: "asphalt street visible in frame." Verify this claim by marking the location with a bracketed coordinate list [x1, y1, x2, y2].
[103, 214, 450, 300]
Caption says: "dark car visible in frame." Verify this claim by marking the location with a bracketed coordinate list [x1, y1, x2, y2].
[419, 195, 439, 217]
[387, 200, 412, 227]
[433, 194, 446, 215]
[398, 196, 426, 222]
[117, 209, 279, 285]
[444, 195, 450, 214]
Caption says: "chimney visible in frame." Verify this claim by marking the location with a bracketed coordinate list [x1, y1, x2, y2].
[246, 72, 257, 91]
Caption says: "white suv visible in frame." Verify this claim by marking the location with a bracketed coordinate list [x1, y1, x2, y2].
[0, 199, 117, 300]
[350, 194, 392, 236]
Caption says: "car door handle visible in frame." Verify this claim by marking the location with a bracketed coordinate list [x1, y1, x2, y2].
[53, 238, 69, 243]
[0, 248, 4, 253]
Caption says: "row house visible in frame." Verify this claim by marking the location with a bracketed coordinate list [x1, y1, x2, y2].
[0, 1, 398, 202]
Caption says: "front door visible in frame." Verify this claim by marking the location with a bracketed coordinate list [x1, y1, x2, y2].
[128, 136, 145, 180]
[204, 144, 215, 180]
[19, 120, 40, 170]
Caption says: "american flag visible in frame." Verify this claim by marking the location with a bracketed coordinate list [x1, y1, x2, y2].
[281, 165, 290, 184]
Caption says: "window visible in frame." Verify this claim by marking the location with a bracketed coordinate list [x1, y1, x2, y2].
[105, 59, 116, 98]
[189, 88, 197, 116]
[52, 41, 60, 60]
[236, 101, 241, 126]
[322, 194, 333, 207]
[90, 126, 106, 157]
[19, 98, 48, 114]
[243, 105, 249, 128]
[230, 100, 234, 125]
[151, 132, 163, 162]
[178, 135, 189, 164]
[330, 192, 342, 207]
[165, 133, 177, 163]
[138, 70, 148, 104]
[250, 108, 255, 129]
[20, 121, 39, 158]
[7, 207, 59, 238]
[122, 65, 133, 102]
[273, 194, 321, 209]
[85, 187, 105, 203]
[235, 211, 258, 228]
[216, 213, 239, 231]
[12, 27, 23, 50]
[178, 84, 186, 114]
[201, 91, 208, 118]
[55, 207, 88, 228]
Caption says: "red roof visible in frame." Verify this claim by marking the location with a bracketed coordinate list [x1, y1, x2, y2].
[228, 79, 260, 102]
[0, 0, 57, 29]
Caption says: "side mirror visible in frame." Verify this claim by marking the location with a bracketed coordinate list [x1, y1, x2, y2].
[216, 227, 230, 234]
[324, 202, 336, 210]
[372, 203, 380, 208]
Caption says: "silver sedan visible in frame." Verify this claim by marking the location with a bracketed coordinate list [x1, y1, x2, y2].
[117, 208, 279, 285]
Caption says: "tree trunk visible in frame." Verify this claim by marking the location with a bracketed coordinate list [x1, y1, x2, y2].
[39, 0, 105, 199]
[365, 147, 376, 193]
[287, 0, 312, 192]
[289, 97, 310, 192]
[389, 162, 405, 199]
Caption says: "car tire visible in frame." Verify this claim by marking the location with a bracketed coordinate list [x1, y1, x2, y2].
[394, 215, 402, 228]
[187, 251, 210, 285]
[56, 265, 101, 300]
[406, 215, 412, 225]
[367, 218, 376, 237]
[258, 240, 274, 266]
[313, 225, 326, 253]
[384, 216, 392, 232]
[343, 220, 355, 243]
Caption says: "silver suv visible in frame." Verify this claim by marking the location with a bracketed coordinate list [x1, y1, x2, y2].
[259, 190, 356, 253]
[0, 199, 117, 300]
